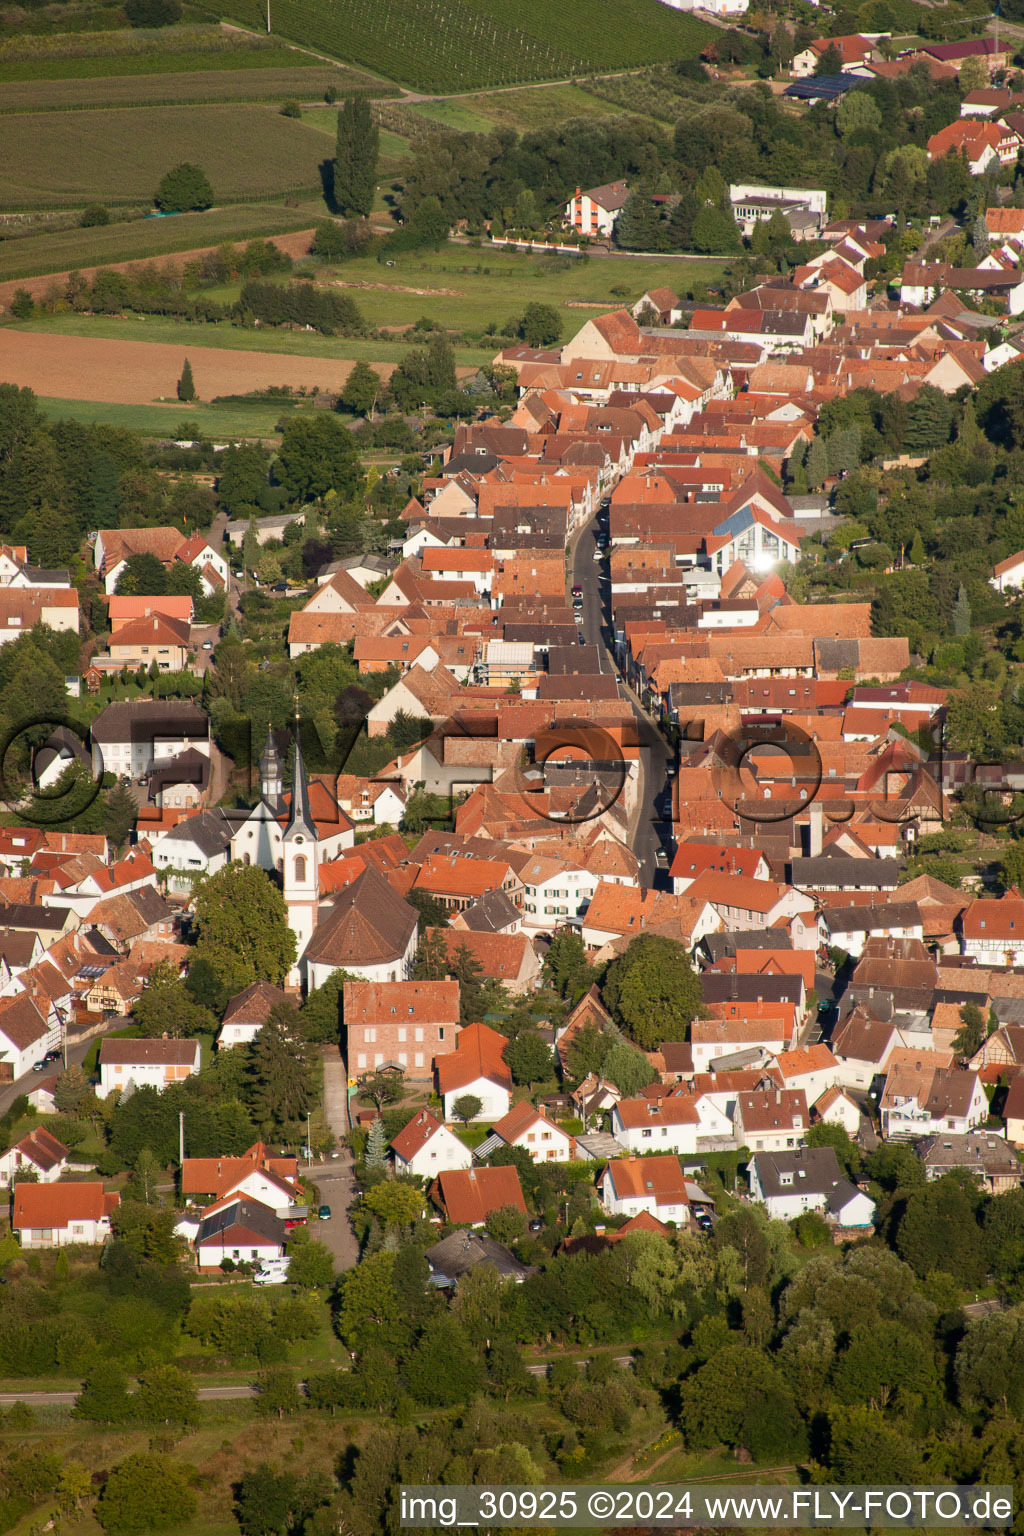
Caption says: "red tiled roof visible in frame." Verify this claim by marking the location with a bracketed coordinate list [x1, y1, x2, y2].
[13, 1181, 118, 1229]
[435, 1165, 526, 1224]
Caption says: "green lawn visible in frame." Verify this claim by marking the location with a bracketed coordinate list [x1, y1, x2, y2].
[0, 104, 331, 208]
[0, 204, 315, 283]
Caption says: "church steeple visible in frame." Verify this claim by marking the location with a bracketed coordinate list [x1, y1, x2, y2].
[286, 709, 315, 841]
[259, 725, 283, 811]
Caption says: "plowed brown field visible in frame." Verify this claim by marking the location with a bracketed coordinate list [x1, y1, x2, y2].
[0, 329, 391, 404]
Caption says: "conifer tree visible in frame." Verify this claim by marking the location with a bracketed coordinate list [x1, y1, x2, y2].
[176, 358, 195, 402]
[952, 584, 972, 638]
[365, 1116, 388, 1171]
[335, 97, 379, 217]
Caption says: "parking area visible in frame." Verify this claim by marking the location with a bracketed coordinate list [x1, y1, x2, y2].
[303, 1155, 359, 1273]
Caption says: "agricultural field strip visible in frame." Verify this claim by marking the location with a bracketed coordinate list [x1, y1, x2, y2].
[0, 208, 314, 284]
[0, 67, 361, 112]
[0, 104, 331, 208]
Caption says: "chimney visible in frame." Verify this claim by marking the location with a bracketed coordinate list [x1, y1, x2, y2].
[809, 801, 823, 858]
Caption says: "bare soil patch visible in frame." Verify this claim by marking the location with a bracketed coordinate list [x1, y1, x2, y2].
[0, 329, 393, 404]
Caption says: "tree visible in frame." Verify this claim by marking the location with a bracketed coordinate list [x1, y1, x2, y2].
[403, 1313, 483, 1406]
[235, 1465, 300, 1536]
[176, 359, 195, 403]
[805, 1121, 860, 1178]
[134, 961, 216, 1040]
[805, 433, 829, 490]
[249, 1006, 316, 1131]
[275, 416, 362, 502]
[504, 1029, 552, 1087]
[103, 781, 138, 850]
[601, 1038, 657, 1096]
[286, 1237, 335, 1288]
[544, 929, 589, 999]
[814, 42, 844, 74]
[365, 1115, 388, 1170]
[566, 1021, 611, 1081]
[485, 1204, 527, 1245]
[254, 1367, 302, 1418]
[56, 1463, 92, 1515]
[127, 1146, 162, 1204]
[909, 528, 926, 566]
[134, 1364, 199, 1427]
[339, 360, 381, 417]
[74, 1362, 134, 1423]
[335, 96, 379, 217]
[453, 1094, 482, 1124]
[602, 934, 705, 1050]
[361, 1180, 426, 1228]
[952, 582, 972, 637]
[154, 163, 213, 213]
[517, 303, 562, 347]
[54, 1063, 91, 1114]
[953, 1002, 985, 1059]
[193, 864, 296, 993]
[359, 1066, 404, 1112]
[115, 551, 167, 597]
[97, 1453, 197, 1533]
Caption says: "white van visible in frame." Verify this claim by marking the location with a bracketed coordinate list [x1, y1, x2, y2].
[253, 1257, 290, 1285]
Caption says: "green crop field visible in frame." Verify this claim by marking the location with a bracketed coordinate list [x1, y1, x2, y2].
[0, 66, 368, 112]
[218, 0, 717, 92]
[0, 203, 315, 282]
[0, 104, 332, 208]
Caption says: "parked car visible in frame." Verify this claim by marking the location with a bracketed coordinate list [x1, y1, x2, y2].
[317, 1204, 332, 1221]
[42, 1049, 61, 1065]
[655, 849, 669, 867]
[571, 584, 582, 596]
[201, 640, 213, 651]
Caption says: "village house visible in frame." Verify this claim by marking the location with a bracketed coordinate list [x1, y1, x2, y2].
[434, 1021, 513, 1122]
[432, 1165, 527, 1226]
[917, 1132, 1020, 1194]
[748, 1147, 875, 1227]
[599, 1154, 694, 1223]
[13, 1181, 119, 1248]
[611, 1093, 700, 1157]
[0, 1126, 68, 1185]
[345, 979, 460, 1077]
[96, 1037, 201, 1099]
[391, 1109, 473, 1178]
[479, 1101, 575, 1162]
[734, 1088, 809, 1152]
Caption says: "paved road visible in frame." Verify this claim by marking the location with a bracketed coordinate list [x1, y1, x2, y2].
[0, 1034, 96, 1117]
[570, 507, 673, 887]
[0, 1384, 259, 1406]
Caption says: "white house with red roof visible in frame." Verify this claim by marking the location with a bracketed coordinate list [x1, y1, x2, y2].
[13, 1181, 119, 1247]
[611, 1092, 700, 1156]
[563, 180, 630, 238]
[990, 550, 1024, 593]
[0, 1126, 68, 1185]
[599, 1154, 693, 1222]
[487, 1101, 574, 1162]
[391, 1109, 472, 1178]
[434, 1022, 512, 1122]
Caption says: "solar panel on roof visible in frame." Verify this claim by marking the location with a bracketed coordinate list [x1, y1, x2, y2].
[784, 74, 864, 99]
[77, 965, 105, 978]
